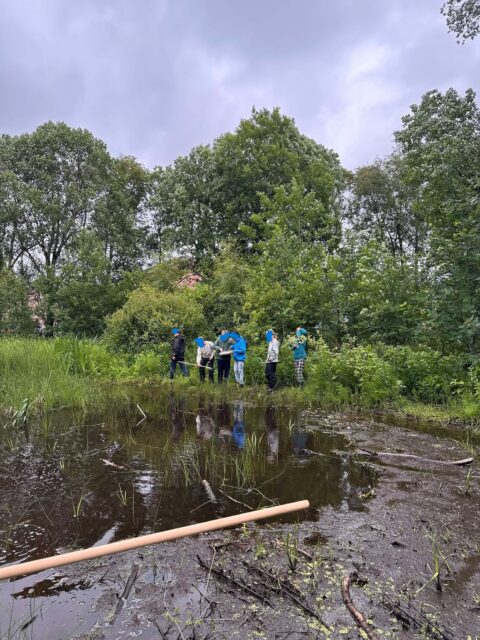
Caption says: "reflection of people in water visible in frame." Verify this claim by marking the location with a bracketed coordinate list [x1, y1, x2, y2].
[169, 396, 186, 441]
[216, 403, 232, 445]
[232, 400, 245, 449]
[196, 412, 215, 440]
[292, 429, 308, 456]
[195, 398, 217, 440]
[265, 405, 279, 463]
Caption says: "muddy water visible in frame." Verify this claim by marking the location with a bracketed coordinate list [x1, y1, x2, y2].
[3, 394, 478, 639]
[0, 394, 375, 637]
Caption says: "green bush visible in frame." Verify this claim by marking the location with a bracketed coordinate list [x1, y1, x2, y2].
[378, 344, 466, 403]
[131, 347, 170, 378]
[307, 339, 401, 405]
[105, 285, 206, 353]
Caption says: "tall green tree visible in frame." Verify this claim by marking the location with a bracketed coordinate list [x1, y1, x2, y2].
[93, 155, 150, 274]
[346, 155, 427, 258]
[0, 269, 34, 335]
[214, 108, 344, 251]
[150, 108, 345, 262]
[5, 122, 111, 275]
[395, 88, 480, 352]
[53, 231, 131, 336]
[241, 229, 344, 342]
[150, 145, 218, 264]
[340, 236, 428, 345]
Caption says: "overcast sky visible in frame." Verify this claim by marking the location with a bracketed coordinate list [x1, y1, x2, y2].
[1, 0, 479, 170]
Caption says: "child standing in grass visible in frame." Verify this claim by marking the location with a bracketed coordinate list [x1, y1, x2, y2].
[265, 330, 279, 392]
[232, 334, 247, 386]
[290, 327, 308, 385]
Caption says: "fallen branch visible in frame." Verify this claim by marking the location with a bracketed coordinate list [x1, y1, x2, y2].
[197, 555, 273, 607]
[301, 449, 326, 457]
[359, 450, 473, 466]
[341, 572, 378, 640]
[101, 459, 126, 470]
[243, 561, 330, 630]
[381, 594, 452, 640]
[217, 488, 253, 510]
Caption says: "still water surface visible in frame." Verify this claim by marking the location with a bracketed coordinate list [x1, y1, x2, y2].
[0, 392, 376, 636]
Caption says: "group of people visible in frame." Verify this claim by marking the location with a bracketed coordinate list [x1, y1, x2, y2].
[170, 326, 309, 391]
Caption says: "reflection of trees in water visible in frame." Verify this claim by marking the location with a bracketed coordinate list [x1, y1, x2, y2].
[0, 399, 377, 567]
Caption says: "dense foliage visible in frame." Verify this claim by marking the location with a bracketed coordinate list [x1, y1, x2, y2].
[1, 92, 480, 410]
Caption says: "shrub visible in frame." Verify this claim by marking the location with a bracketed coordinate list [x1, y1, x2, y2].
[307, 339, 401, 405]
[378, 344, 466, 403]
[105, 285, 206, 353]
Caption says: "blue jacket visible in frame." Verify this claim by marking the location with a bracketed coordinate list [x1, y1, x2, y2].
[291, 333, 307, 360]
[233, 336, 247, 362]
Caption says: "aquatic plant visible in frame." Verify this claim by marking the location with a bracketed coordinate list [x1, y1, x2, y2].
[283, 523, 300, 572]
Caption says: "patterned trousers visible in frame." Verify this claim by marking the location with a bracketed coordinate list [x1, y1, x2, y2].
[294, 359, 305, 384]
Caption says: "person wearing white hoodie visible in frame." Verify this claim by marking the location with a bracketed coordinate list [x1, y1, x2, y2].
[265, 329, 279, 392]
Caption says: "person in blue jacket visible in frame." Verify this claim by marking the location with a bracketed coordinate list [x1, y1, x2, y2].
[291, 327, 308, 385]
[232, 334, 247, 386]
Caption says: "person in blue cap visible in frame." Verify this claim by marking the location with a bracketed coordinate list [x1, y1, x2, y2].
[290, 327, 308, 385]
[215, 329, 234, 383]
[170, 328, 188, 379]
[265, 329, 279, 392]
[232, 334, 247, 386]
[195, 336, 215, 383]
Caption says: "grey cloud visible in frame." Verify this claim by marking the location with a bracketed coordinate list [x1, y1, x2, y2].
[0, 0, 478, 170]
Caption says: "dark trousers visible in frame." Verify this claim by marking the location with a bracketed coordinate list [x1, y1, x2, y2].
[199, 357, 214, 382]
[218, 355, 231, 382]
[265, 362, 277, 390]
[170, 358, 188, 379]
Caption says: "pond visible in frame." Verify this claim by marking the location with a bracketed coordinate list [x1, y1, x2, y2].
[1, 392, 478, 638]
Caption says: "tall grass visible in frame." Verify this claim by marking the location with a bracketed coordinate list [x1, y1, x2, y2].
[0, 338, 102, 414]
[2, 336, 480, 425]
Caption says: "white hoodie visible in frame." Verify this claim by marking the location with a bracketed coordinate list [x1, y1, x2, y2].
[266, 338, 279, 363]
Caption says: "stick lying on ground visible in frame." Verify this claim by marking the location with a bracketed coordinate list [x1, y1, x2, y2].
[342, 572, 379, 640]
[359, 450, 474, 466]
[0, 500, 309, 581]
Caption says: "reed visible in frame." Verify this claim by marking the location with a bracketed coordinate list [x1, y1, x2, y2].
[0, 337, 103, 415]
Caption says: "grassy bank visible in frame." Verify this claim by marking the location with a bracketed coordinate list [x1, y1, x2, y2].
[0, 338, 103, 414]
[1, 337, 479, 427]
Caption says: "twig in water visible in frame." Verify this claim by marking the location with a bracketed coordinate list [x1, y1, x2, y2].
[217, 488, 253, 511]
[381, 594, 452, 640]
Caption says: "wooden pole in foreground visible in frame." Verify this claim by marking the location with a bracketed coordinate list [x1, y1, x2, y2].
[0, 500, 309, 581]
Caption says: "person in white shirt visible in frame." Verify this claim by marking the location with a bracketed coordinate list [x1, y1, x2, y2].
[265, 329, 279, 392]
[195, 337, 215, 383]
